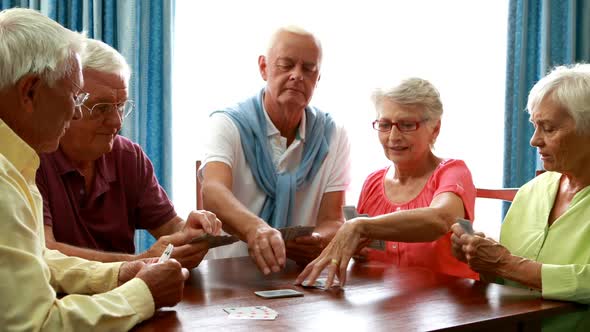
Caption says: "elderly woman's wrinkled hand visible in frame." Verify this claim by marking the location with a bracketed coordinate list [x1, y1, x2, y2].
[457, 230, 512, 275]
[294, 219, 362, 288]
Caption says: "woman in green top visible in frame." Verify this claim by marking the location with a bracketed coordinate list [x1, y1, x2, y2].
[451, 63, 590, 331]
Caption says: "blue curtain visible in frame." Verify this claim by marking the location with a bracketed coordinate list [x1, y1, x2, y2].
[504, 0, 590, 190]
[0, 0, 174, 252]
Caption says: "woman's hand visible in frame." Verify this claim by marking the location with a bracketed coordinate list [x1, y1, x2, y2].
[450, 223, 511, 275]
[294, 218, 364, 288]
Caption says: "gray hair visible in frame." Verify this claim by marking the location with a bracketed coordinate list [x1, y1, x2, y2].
[266, 25, 323, 64]
[0, 8, 85, 90]
[527, 63, 590, 134]
[372, 78, 443, 121]
[82, 37, 131, 84]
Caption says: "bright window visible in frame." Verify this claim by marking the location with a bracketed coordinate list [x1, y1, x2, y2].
[173, 0, 508, 239]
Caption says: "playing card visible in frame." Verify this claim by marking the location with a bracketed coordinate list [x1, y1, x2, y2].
[278, 226, 314, 241]
[342, 205, 359, 220]
[254, 289, 304, 299]
[223, 306, 278, 320]
[190, 233, 239, 248]
[457, 218, 474, 235]
[301, 277, 335, 289]
[367, 239, 386, 251]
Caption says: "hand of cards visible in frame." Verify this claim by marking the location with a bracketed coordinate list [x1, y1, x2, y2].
[278, 225, 315, 241]
[342, 205, 385, 251]
[190, 233, 239, 248]
[456, 218, 474, 235]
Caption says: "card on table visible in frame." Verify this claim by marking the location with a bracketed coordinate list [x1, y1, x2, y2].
[223, 306, 278, 320]
[456, 218, 474, 235]
[278, 225, 314, 241]
[189, 233, 239, 248]
[300, 277, 337, 289]
[254, 289, 304, 299]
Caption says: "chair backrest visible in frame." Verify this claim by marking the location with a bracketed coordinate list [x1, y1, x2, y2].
[475, 188, 518, 202]
[196, 160, 203, 210]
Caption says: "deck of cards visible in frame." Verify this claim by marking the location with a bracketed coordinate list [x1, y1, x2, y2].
[456, 218, 475, 235]
[190, 233, 239, 248]
[223, 306, 278, 320]
[278, 225, 314, 241]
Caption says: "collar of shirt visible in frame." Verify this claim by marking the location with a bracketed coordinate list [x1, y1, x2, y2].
[0, 118, 40, 183]
[50, 146, 116, 183]
[262, 104, 306, 142]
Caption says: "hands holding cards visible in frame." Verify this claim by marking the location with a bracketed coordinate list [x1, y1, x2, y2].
[118, 257, 189, 309]
[141, 210, 223, 269]
[244, 222, 321, 275]
[450, 218, 512, 274]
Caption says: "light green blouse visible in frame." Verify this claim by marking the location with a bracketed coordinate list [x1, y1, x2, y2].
[500, 171, 590, 331]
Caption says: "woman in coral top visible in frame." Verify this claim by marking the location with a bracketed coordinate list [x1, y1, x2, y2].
[296, 78, 477, 287]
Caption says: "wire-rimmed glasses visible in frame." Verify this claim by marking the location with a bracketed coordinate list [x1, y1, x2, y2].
[81, 100, 135, 121]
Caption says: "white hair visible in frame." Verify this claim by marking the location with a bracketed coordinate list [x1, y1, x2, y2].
[527, 63, 590, 134]
[82, 38, 131, 84]
[0, 8, 85, 90]
[372, 77, 444, 121]
[266, 25, 323, 63]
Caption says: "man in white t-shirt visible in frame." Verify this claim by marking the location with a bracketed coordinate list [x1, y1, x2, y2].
[199, 26, 351, 275]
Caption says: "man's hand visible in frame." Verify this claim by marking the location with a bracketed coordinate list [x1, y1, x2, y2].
[135, 259, 189, 309]
[286, 222, 340, 266]
[139, 210, 223, 269]
[183, 210, 222, 236]
[246, 224, 285, 275]
[285, 233, 325, 266]
[118, 260, 148, 286]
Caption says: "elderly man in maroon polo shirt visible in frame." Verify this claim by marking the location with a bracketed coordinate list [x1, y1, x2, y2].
[36, 38, 220, 268]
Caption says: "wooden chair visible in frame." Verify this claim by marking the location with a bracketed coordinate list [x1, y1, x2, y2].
[475, 188, 518, 202]
[196, 160, 203, 210]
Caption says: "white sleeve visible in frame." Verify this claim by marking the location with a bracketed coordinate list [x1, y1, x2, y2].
[324, 124, 352, 193]
[199, 113, 241, 178]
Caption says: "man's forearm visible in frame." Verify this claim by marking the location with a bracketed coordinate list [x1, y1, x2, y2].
[48, 241, 136, 263]
[202, 182, 266, 240]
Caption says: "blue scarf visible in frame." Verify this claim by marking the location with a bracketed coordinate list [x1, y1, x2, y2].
[212, 89, 334, 228]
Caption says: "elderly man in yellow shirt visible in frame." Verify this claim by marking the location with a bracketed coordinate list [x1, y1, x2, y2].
[0, 8, 195, 331]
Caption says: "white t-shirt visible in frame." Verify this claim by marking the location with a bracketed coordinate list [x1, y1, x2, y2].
[199, 107, 351, 259]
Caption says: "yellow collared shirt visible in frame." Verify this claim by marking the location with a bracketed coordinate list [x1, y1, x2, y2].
[0, 118, 154, 331]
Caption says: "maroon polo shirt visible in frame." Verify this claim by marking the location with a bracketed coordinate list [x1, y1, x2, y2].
[36, 135, 176, 253]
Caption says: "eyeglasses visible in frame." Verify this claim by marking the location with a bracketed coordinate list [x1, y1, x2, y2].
[74, 92, 90, 108]
[81, 100, 135, 120]
[372, 119, 427, 132]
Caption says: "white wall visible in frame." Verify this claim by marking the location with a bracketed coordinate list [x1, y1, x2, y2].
[172, 0, 509, 239]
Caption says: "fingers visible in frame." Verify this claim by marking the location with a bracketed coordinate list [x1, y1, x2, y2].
[248, 226, 285, 275]
[450, 223, 465, 237]
[259, 237, 281, 273]
[181, 267, 190, 280]
[325, 258, 339, 288]
[171, 242, 208, 269]
[185, 210, 222, 235]
[294, 259, 316, 285]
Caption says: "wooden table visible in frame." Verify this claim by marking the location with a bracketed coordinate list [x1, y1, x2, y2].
[134, 257, 579, 331]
